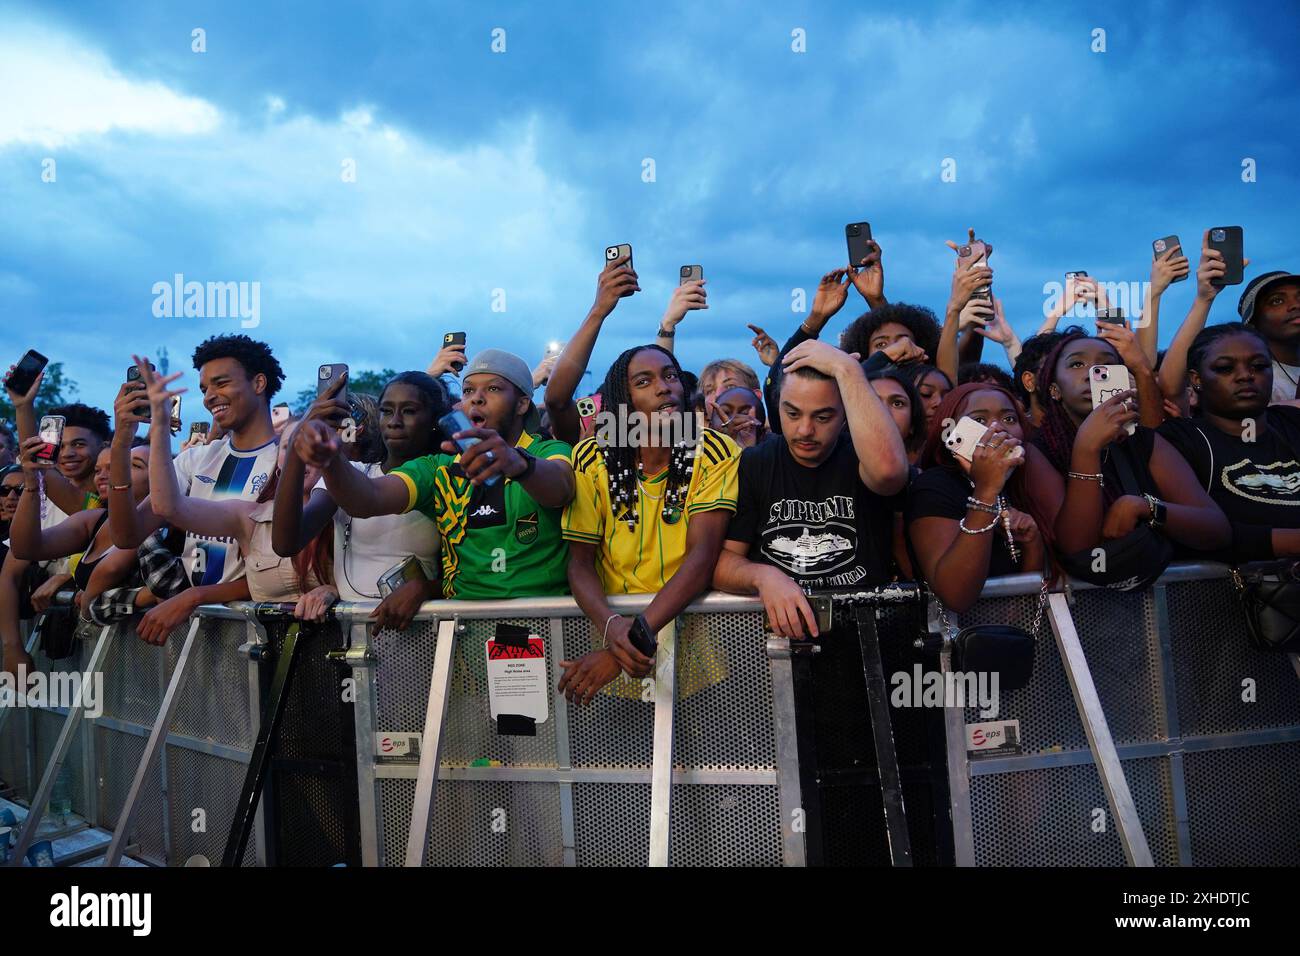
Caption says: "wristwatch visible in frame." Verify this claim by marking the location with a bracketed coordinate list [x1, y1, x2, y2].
[657, 325, 676, 338]
[1143, 493, 1167, 529]
[512, 449, 537, 482]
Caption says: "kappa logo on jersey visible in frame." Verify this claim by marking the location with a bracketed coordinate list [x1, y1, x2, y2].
[471, 504, 499, 518]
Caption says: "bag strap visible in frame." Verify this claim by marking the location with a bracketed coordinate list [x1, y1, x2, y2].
[1109, 437, 1146, 497]
[1188, 423, 1214, 494]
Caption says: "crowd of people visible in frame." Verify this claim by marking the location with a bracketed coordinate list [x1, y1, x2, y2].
[3, 227, 1298, 705]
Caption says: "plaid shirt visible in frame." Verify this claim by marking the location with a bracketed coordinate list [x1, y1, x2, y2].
[137, 526, 191, 601]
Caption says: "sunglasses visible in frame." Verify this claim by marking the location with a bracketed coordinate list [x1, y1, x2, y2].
[0, 485, 23, 497]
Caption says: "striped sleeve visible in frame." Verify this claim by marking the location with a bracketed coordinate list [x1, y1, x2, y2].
[561, 438, 605, 543]
[687, 429, 741, 515]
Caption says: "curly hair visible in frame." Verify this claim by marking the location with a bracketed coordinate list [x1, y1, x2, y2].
[841, 303, 941, 362]
[51, 402, 111, 442]
[597, 345, 697, 529]
[191, 334, 285, 402]
[959, 362, 1017, 393]
[346, 392, 385, 464]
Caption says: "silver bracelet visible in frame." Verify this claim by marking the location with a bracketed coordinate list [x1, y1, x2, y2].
[965, 495, 999, 514]
[601, 613, 620, 642]
[958, 516, 997, 535]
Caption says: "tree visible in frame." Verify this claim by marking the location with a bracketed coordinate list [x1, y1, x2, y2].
[292, 368, 398, 415]
[0, 361, 81, 425]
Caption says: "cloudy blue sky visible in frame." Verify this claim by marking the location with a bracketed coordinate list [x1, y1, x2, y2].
[1, 0, 1297, 427]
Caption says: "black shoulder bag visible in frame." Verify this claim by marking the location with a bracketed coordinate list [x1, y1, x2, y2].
[939, 575, 1049, 692]
[1191, 420, 1300, 652]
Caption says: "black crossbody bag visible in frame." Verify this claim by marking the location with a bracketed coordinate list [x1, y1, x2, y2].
[1190, 420, 1300, 652]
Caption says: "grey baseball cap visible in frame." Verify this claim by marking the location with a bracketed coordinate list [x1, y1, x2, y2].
[461, 348, 541, 432]
[1239, 270, 1300, 325]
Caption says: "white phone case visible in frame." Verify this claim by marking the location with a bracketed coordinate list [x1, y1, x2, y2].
[944, 416, 989, 463]
[1090, 365, 1137, 436]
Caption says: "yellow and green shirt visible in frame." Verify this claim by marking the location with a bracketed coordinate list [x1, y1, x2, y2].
[393, 432, 572, 600]
[562, 428, 741, 594]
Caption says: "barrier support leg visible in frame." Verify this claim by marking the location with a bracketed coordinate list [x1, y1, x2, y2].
[222, 620, 303, 867]
[855, 606, 913, 867]
[8, 623, 116, 867]
[403, 617, 459, 867]
[105, 616, 202, 866]
[345, 620, 381, 867]
[940, 643, 977, 866]
[766, 637, 806, 866]
[647, 619, 678, 867]
[1047, 592, 1154, 867]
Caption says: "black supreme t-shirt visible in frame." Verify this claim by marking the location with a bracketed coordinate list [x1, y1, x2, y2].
[1159, 407, 1300, 561]
[727, 433, 902, 588]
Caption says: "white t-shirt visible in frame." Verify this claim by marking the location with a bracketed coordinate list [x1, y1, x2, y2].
[172, 435, 279, 586]
[323, 461, 439, 601]
[39, 496, 72, 576]
[1271, 359, 1300, 406]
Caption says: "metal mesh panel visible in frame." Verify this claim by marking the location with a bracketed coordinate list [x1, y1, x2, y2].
[1184, 742, 1300, 866]
[32, 706, 90, 819]
[99, 627, 163, 726]
[818, 771, 941, 866]
[378, 777, 565, 866]
[573, 782, 651, 866]
[673, 611, 773, 771]
[962, 588, 1163, 749]
[669, 784, 782, 866]
[1166, 579, 1300, 736]
[165, 744, 255, 867]
[970, 757, 1179, 866]
[442, 616, 559, 767]
[0, 707, 31, 797]
[565, 617, 654, 769]
[95, 726, 166, 864]
[374, 619, 438, 734]
[167, 619, 254, 750]
[264, 620, 360, 866]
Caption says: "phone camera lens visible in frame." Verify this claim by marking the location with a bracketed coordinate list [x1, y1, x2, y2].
[958, 245, 971, 257]
[1212, 229, 1226, 242]
[606, 247, 618, 260]
[1155, 240, 1166, 252]
[319, 367, 330, 379]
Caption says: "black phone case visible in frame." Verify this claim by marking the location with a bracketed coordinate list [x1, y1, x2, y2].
[1153, 235, 1187, 282]
[845, 223, 873, 267]
[5, 350, 48, 396]
[1208, 227, 1244, 286]
[127, 364, 155, 421]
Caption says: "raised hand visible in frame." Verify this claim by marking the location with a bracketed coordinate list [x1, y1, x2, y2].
[810, 268, 851, 321]
[847, 239, 884, 306]
[747, 324, 779, 367]
[592, 253, 640, 316]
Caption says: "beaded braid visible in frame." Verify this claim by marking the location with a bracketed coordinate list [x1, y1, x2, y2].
[597, 345, 699, 530]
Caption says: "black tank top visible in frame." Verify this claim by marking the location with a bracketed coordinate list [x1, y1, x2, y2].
[73, 512, 112, 593]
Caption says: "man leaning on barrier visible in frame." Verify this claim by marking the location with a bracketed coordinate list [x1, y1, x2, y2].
[559, 345, 741, 704]
[295, 349, 576, 600]
[713, 339, 910, 636]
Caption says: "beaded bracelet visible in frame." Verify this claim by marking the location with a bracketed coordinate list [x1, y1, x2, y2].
[965, 495, 999, 514]
[1067, 471, 1105, 486]
[958, 515, 997, 535]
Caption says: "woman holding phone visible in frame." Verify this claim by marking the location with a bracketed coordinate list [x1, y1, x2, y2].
[9, 437, 151, 616]
[1027, 331, 1228, 586]
[906, 383, 1053, 611]
[272, 370, 451, 629]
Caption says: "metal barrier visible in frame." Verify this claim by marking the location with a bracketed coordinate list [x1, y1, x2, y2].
[2, 602, 262, 866]
[3, 562, 1297, 866]
[946, 563, 1300, 867]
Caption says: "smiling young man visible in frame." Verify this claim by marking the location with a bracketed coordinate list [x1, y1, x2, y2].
[296, 349, 575, 600]
[712, 339, 910, 638]
[108, 336, 282, 641]
[558, 344, 741, 704]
